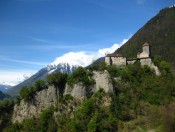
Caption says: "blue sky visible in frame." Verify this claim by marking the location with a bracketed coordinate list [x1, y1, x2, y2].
[0, 0, 174, 85]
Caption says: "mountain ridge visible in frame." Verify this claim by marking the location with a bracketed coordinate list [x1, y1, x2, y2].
[0, 84, 12, 93]
[0, 91, 11, 101]
[7, 63, 78, 96]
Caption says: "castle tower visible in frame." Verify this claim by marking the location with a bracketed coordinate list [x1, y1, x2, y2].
[137, 42, 150, 59]
[105, 56, 111, 65]
[142, 42, 150, 57]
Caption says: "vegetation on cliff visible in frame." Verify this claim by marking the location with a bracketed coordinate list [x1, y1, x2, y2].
[67, 67, 95, 87]
[1, 58, 175, 131]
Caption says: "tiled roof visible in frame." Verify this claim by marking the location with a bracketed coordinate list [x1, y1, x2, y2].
[143, 42, 149, 46]
[106, 53, 123, 57]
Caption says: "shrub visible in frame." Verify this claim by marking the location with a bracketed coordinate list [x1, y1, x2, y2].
[19, 86, 31, 102]
[58, 94, 74, 103]
[67, 67, 95, 87]
[39, 106, 56, 132]
[0, 99, 14, 130]
[34, 80, 47, 91]
[47, 72, 68, 95]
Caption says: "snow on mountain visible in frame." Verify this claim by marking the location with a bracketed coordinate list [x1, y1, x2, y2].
[7, 62, 79, 96]
[49, 52, 93, 68]
[49, 38, 129, 69]
[7, 38, 130, 96]
[47, 62, 79, 75]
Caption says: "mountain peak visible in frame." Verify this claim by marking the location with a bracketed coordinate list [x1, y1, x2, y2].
[49, 52, 95, 68]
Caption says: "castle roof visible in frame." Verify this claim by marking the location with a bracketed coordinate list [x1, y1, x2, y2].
[106, 53, 123, 57]
[143, 42, 149, 46]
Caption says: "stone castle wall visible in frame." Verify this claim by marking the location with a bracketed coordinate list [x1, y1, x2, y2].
[111, 57, 126, 66]
[138, 51, 149, 58]
[105, 57, 126, 66]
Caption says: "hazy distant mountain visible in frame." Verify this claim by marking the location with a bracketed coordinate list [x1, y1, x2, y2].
[0, 84, 12, 93]
[7, 63, 79, 96]
[0, 90, 11, 101]
[115, 7, 175, 67]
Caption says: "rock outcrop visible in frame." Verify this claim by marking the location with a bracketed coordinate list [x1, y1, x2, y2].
[64, 83, 88, 99]
[64, 70, 113, 98]
[140, 58, 161, 76]
[92, 70, 113, 93]
[12, 70, 114, 123]
[12, 85, 58, 123]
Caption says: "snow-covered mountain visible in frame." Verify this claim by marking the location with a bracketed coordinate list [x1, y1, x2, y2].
[6, 62, 79, 96]
[47, 63, 78, 75]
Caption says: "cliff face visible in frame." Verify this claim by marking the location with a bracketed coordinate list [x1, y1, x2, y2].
[12, 70, 114, 123]
[12, 85, 58, 123]
[64, 70, 113, 98]
[92, 70, 113, 93]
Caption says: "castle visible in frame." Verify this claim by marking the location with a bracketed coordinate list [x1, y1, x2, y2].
[105, 43, 158, 70]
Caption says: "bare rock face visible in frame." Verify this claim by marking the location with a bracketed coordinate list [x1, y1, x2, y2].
[64, 83, 87, 99]
[12, 85, 58, 123]
[140, 58, 161, 76]
[92, 70, 113, 93]
[64, 70, 113, 98]
[12, 70, 114, 123]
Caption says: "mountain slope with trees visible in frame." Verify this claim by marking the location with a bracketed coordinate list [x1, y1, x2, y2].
[0, 91, 11, 101]
[115, 7, 175, 67]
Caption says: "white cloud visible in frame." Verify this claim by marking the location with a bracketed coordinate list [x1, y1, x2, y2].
[0, 56, 47, 67]
[137, 0, 146, 4]
[0, 37, 130, 86]
[0, 70, 35, 86]
[50, 37, 129, 67]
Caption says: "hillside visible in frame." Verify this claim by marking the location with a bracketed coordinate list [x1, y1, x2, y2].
[115, 7, 175, 67]
[0, 91, 11, 101]
[1, 60, 175, 131]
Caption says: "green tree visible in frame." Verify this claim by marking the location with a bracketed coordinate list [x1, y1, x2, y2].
[67, 67, 95, 86]
[47, 72, 68, 95]
[19, 86, 30, 101]
[39, 106, 56, 132]
[0, 99, 14, 130]
[34, 79, 46, 91]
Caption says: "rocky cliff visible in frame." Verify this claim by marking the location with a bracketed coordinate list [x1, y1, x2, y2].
[12, 85, 58, 123]
[12, 70, 114, 123]
[64, 70, 113, 98]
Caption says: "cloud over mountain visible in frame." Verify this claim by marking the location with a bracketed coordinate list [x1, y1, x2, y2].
[50, 38, 129, 67]
[1, 37, 129, 86]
